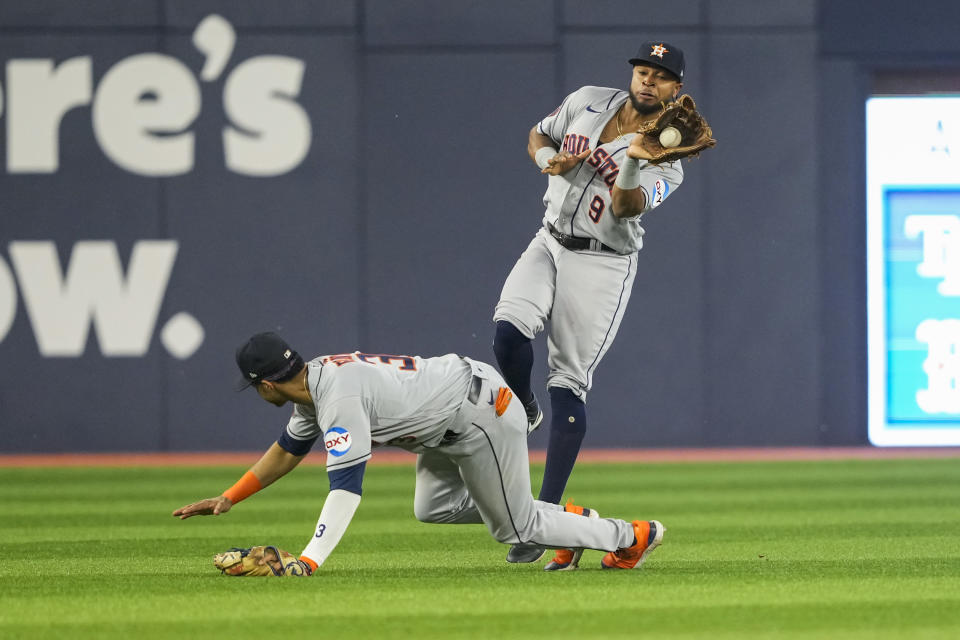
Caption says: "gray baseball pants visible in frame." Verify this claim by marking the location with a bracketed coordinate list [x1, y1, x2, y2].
[412, 359, 636, 551]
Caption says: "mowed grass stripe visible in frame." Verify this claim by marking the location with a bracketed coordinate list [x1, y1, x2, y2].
[1, 458, 959, 639]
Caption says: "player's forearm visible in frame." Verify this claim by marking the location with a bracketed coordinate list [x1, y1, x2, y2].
[528, 127, 556, 163]
[611, 156, 647, 218]
[248, 442, 304, 487]
[299, 489, 362, 572]
[611, 185, 646, 218]
[221, 442, 303, 504]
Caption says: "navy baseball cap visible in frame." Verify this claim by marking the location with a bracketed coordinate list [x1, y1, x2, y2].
[629, 41, 685, 81]
[235, 331, 304, 390]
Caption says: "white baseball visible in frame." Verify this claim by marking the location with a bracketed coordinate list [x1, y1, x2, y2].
[659, 126, 682, 148]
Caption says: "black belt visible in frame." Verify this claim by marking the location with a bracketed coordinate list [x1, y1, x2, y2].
[547, 223, 618, 254]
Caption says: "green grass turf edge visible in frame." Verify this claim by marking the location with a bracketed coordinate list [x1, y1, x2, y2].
[1, 458, 958, 639]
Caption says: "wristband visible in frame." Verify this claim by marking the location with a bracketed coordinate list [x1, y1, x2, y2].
[535, 146, 556, 170]
[222, 470, 262, 504]
[615, 156, 642, 190]
[298, 556, 318, 574]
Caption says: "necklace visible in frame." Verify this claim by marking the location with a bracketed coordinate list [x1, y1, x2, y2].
[616, 109, 624, 139]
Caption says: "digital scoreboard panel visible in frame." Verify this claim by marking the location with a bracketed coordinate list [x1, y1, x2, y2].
[867, 96, 960, 446]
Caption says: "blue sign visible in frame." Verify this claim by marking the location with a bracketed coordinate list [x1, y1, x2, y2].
[884, 189, 960, 422]
[867, 97, 960, 446]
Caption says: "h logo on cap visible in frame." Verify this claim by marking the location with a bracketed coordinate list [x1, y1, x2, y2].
[629, 40, 685, 81]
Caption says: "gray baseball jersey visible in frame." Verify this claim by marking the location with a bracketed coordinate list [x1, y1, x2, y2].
[493, 85, 687, 400]
[284, 352, 471, 472]
[285, 352, 640, 559]
[537, 85, 683, 254]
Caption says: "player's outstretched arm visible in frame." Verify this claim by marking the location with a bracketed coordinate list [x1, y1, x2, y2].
[611, 182, 647, 218]
[527, 126, 555, 163]
[541, 149, 590, 176]
[172, 442, 305, 520]
[246, 441, 305, 486]
[610, 149, 648, 219]
[173, 495, 234, 519]
[298, 488, 363, 573]
[528, 126, 589, 176]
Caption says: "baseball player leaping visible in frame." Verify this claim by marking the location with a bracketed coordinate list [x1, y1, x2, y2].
[492, 41, 714, 569]
[173, 332, 664, 575]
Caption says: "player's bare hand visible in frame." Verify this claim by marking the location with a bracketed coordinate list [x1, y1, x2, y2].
[541, 149, 591, 175]
[173, 496, 233, 519]
[626, 134, 656, 161]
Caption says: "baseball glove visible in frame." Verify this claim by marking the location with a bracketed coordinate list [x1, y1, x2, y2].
[213, 546, 312, 577]
[634, 94, 716, 165]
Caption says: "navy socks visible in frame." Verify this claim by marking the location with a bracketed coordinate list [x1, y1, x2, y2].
[492, 320, 534, 404]
[537, 387, 586, 504]
[493, 321, 586, 506]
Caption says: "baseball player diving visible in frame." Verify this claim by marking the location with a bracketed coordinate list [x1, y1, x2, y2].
[491, 41, 714, 569]
[172, 332, 665, 575]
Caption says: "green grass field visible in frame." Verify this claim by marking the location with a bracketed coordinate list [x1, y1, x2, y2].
[2, 457, 959, 639]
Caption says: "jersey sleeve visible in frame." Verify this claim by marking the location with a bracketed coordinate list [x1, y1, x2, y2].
[536, 86, 623, 147]
[328, 460, 366, 495]
[635, 160, 684, 215]
[318, 396, 373, 472]
[278, 403, 321, 456]
[536, 87, 591, 146]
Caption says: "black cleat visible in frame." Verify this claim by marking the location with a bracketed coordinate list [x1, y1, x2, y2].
[506, 542, 546, 563]
[523, 395, 543, 433]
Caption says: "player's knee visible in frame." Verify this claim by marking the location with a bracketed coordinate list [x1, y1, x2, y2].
[412, 493, 448, 523]
[413, 503, 439, 523]
[413, 494, 435, 523]
[414, 496, 471, 524]
[498, 513, 538, 544]
[548, 386, 583, 406]
[546, 372, 590, 402]
[489, 524, 520, 544]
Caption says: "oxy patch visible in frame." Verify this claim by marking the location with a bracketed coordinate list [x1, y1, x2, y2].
[324, 426, 352, 457]
[651, 179, 670, 207]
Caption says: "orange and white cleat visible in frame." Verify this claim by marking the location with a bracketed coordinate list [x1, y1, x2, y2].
[600, 520, 665, 570]
[544, 500, 600, 571]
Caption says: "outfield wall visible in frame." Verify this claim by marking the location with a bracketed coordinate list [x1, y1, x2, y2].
[1, 1, 958, 452]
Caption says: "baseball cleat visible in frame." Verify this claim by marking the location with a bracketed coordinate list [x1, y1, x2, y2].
[544, 548, 576, 571]
[523, 395, 543, 433]
[544, 501, 599, 571]
[601, 520, 665, 570]
[506, 542, 546, 563]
